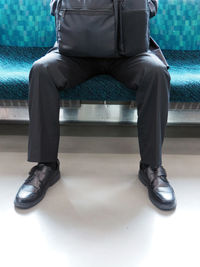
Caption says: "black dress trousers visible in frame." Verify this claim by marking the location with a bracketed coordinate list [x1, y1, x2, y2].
[27, 46, 171, 169]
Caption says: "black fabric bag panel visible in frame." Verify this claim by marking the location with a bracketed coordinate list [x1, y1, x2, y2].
[118, 0, 150, 56]
[57, 7, 117, 57]
[53, 0, 150, 58]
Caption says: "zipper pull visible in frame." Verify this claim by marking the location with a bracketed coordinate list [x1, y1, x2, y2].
[120, 0, 125, 9]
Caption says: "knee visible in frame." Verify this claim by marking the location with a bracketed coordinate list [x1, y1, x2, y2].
[153, 64, 170, 81]
[29, 58, 50, 82]
[140, 56, 171, 99]
[31, 58, 49, 74]
[144, 59, 171, 83]
[29, 56, 68, 90]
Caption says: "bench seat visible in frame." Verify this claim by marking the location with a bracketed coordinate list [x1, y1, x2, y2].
[0, 46, 200, 102]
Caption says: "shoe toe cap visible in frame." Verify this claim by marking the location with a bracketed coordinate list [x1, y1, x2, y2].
[154, 186, 176, 203]
[15, 185, 38, 203]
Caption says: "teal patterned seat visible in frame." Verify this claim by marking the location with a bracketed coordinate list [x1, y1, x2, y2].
[0, 0, 200, 102]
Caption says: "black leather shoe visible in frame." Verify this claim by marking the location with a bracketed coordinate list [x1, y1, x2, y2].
[138, 162, 176, 211]
[14, 159, 60, 209]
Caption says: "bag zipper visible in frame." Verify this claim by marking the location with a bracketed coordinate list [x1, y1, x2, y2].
[118, 0, 124, 53]
[120, 0, 147, 11]
[61, 8, 113, 17]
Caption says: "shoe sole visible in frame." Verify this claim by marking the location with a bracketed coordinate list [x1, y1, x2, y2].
[14, 170, 61, 209]
[138, 170, 176, 211]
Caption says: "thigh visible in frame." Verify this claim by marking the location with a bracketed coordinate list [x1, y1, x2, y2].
[31, 47, 105, 90]
[107, 50, 170, 90]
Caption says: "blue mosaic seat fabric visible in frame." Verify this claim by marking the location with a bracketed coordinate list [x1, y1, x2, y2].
[1, 46, 200, 102]
[0, 0, 200, 102]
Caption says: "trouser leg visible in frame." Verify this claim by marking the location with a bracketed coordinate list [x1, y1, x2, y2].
[135, 58, 171, 168]
[27, 59, 61, 162]
[27, 48, 104, 162]
[107, 51, 171, 168]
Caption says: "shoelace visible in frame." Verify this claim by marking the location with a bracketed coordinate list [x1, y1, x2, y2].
[25, 163, 45, 184]
[148, 166, 169, 186]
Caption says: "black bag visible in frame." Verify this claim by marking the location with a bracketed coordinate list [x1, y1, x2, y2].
[50, 0, 150, 58]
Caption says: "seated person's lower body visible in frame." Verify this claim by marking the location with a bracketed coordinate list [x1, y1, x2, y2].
[14, 47, 176, 211]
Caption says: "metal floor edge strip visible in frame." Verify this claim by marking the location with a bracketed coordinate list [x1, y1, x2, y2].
[0, 104, 200, 125]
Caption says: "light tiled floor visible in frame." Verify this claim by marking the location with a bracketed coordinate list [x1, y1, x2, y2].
[0, 136, 200, 267]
